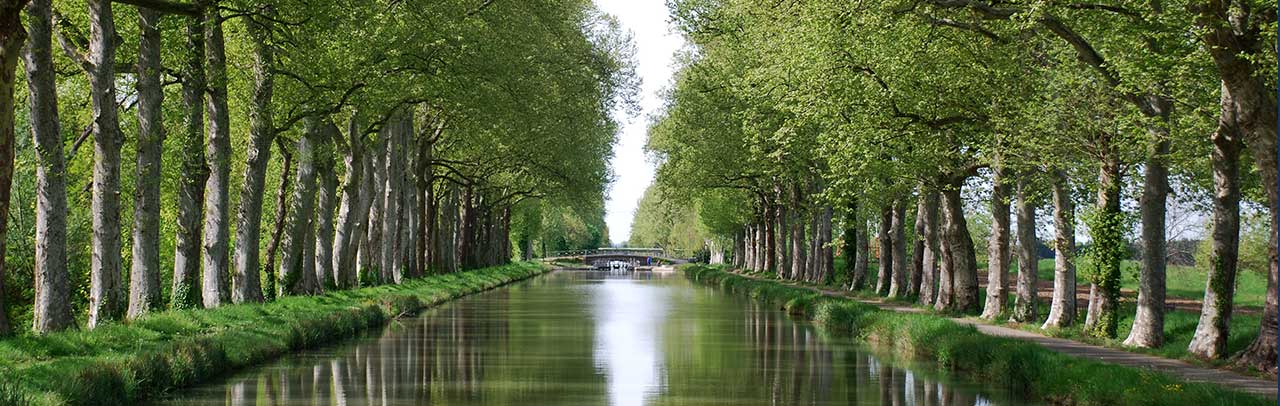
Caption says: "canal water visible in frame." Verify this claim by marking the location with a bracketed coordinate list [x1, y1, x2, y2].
[158, 270, 1033, 405]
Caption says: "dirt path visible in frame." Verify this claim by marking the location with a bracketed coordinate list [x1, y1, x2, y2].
[730, 272, 1279, 398]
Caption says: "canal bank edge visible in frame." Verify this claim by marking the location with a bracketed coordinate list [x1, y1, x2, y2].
[681, 264, 1273, 406]
[0, 262, 553, 406]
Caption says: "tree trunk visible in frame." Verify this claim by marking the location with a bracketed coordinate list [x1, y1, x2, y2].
[981, 164, 1012, 320]
[415, 126, 436, 275]
[854, 214, 869, 291]
[398, 127, 415, 277]
[876, 205, 892, 295]
[934, 193, 955, 312]
[1126, 133, 1172, 345]
[0, 0, 26, 336]
[887, 200, 907, 298]
[807, 206, 818, 281]
[791, 192, 806, 281]
[1194, 1, 1278, 374]
[776, 185, 789, 279]
[1010, 175, 1038, 323]
[917, 190, 940, 306]
[1188, 84, 1242, 359]
[821, 205, 835, 284]
[127, 7, 164, 320]
[1084, 149, 1124, 338]
[764, 199, 776, 275]
[314, 121, 339, 290]
[86, 0, 125, 328]
[841, 201, 857, 288]
[910, 188, 926, 296]
[1042, 171, 1077, 329]
[200, 3, 231, 308]
[458, 186, 474, 270]
[442, 184, 460, 273]
[24, 0, 75, 333]
[171, 12, 205, 310]
[231, 10, 276, 304]
[332, 115, 363, 288]
[279, 120, 321, 296]
[359, 133, 385, 281]
[262, 138, 292, 300]
[381, 115, 404, 282]
[941, 183, 979, 313]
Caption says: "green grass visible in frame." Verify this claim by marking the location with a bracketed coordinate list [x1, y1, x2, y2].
[832, 255, 1266, 306]
[780, 256, 1267, 374]
[0, 262, 551, 406]
[1028, 259, 1268, 308]
[683, 264, 1273, 406]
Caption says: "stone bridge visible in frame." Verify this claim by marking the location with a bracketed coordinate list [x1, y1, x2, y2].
[547, 248, 688, 269]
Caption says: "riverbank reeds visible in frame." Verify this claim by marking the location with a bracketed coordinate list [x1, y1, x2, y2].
[0, 262, 550, 406]
[683, 264, 1272, 406]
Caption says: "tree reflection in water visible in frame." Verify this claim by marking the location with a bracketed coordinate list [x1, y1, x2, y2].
[158, 271, 1030, 405]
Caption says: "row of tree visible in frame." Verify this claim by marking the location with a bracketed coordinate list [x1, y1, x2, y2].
[0, 0, 633, 335]
[642, 0, 1277, 374]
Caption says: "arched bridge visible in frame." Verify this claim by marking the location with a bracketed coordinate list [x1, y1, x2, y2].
[546, 248, 689, 269]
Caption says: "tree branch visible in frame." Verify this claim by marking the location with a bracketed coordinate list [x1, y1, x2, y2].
[112, 0, 198, 16]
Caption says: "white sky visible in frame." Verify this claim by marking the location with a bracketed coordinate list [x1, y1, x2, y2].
[595, 0, 685, 245]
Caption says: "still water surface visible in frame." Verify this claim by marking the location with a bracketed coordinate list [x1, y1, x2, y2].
[159, 270, 1032, 405]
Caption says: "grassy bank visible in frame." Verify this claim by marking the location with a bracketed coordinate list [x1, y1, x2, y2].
[683, 264, 1271, 406]
[811, 257, 1265, 368]
[0, 262, 550, 406]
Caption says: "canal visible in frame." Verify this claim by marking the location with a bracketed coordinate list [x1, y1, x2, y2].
[158, 270, 1032, 405]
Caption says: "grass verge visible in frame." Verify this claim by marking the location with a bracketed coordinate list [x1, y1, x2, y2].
[0, 262, 550, 406]
[683, 264, 1272, 406]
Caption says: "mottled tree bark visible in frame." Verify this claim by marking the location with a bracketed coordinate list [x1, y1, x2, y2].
[440, 184, 459, 273]
[1123, 133, 1171, 343]
[887, 200, 907, 298]
[262, 138, 292, 299]
[1010, 176, 1039, 323]
[171, 12, 206, 310]
[24, 0, 74, 333]
[981, 164, 1012, 320]
[415, 125, 437, 275]
[791, 186, 807, 282]
[86, 0, 125, 328]
[763, 199, 776, 275]
[127, 7, 164, 320]
[875, 206, 892, 295]
[332, 116, 362, 288]
[820, 205, 835, 284]
[231, 10, 277, 304]
[1188, 85, 1242, 359]
[941, 183, 979, 313]
[909, 189, 926, 296]
[279, 120, 322, 296]
[934, 194, 955, 312]
[359, 131, 386, 280]
[1192, 0, 1278, 373]
[0, 0, 24, 335]
[314, 121, 339, 290]
[1042, 171, 1077, 329]
[381, 113, 407, 283]
[200, 3, 231, 308]
[773, 185, 783, 277]
[917, 190, 940, 307]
